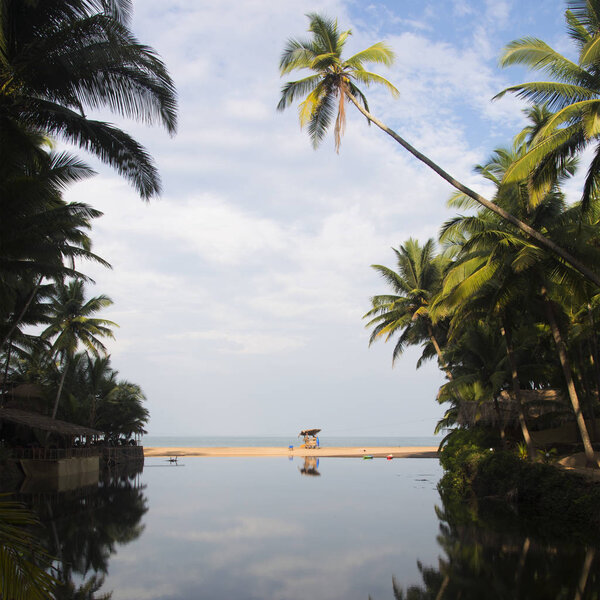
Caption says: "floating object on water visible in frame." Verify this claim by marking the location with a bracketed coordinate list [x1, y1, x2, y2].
[387, 454, 393, 460]
[363, 455, 373, 460]
[167, 456, 178, 463]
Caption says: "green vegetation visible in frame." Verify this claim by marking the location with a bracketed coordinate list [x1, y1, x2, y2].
[278, 4, 600, 527]
[352, 3, 600, 475]
[0, 0, 176, 438]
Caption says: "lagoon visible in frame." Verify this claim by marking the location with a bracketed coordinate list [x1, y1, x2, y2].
[103, 457, 442, 599]
[15, 455, 600, 599]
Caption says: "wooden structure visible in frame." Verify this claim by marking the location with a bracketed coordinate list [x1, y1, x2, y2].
[0, 408, 103, 489]
[299, 428, 321, 449]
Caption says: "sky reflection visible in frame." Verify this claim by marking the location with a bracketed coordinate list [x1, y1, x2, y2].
[105, 457, 443, 600]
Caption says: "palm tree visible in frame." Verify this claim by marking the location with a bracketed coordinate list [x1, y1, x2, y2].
[363, 238, 450, 375]
[278, 13, 600, 287]
[437, 143, 599, 465]
[0, 0, 177, 199]
[0, 134, 109, 350]
[496, 1, 600, 212]
[42, 279, 116, 419]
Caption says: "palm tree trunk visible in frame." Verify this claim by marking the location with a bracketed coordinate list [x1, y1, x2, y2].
[1, 341, 13, 404]
[52, 357, 68, 419]
[542, 288, 598, 467]
[427, 323, 452, 380]
[345, 93, 600, 288]
[574, 547, 595, 600]
[501, 320, 535, 461]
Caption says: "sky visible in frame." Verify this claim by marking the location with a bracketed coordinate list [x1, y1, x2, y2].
[60, 0, 581, 438]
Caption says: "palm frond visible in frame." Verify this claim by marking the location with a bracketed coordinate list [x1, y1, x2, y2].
[345, 42, 396, 68]
[351, 70, 400, 97]
[498, 38, 586, 83]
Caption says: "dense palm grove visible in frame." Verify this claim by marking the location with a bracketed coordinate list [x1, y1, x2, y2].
[0, 0, 177, 442]
[363, 8, 600, 465]
[280, 5, 600, 467]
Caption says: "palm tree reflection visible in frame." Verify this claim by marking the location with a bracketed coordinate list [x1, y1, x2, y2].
[374, 501, 600, 600]
[26, 463, 147, 599]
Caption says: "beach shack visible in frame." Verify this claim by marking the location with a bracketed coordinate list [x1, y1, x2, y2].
[299, 428, 320, 449]
[0, 407, 102, 488]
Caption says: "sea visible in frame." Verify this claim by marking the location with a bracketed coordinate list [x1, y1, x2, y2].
[141, 434, 443, 447]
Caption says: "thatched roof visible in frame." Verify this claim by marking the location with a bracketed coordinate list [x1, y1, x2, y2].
[0, 407, 101, 437]
[7, 384, 45, 399]
[299, 428, 321, 437]
[456, 389, 569, 428]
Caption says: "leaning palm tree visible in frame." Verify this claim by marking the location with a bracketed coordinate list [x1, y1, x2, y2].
[278, 13, 600, 287]
[0, 0, 177, 199]
[495, 0, 600, 212]
[42, 279, 116, 419]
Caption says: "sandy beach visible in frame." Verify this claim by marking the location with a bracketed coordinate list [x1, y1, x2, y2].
[143, 446, 438, 458]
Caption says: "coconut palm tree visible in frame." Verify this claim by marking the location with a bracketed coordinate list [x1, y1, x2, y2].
[278, 13, 600, 287]
[496, 0, 600, 212]
[364, 238, 451, 375]
[0, 134, 109, 350]
[42, 279, 116, 419]
[0, 0, 177, 199]
[437, 142, 600, 465]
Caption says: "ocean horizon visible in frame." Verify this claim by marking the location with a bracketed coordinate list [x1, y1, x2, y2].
[141, 434, 443, 448]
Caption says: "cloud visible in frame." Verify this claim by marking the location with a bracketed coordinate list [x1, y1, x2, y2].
[58, 0, 544, 436]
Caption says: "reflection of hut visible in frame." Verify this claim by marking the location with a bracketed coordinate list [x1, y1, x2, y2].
[299, 456, 320, 476]
[298, 428, 320, 449]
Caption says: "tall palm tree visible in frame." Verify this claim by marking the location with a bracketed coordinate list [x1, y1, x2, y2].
[496, 0, 600, 212]
[0, 0, 177, 199]
[364, 238, 450, 375]
[278, 13, 600, 287]
[42, 279, 116, 419]
[437, 143, 599, 465]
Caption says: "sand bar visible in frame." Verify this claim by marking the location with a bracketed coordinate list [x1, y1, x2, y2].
[144, 446, 438, 458]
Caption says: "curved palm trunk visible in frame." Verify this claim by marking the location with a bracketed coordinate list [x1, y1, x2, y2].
[345, 93, 600, 288]
[52, 357, 69, 420]
[501, 320, 535, 461]
[542, 289, 598, 467]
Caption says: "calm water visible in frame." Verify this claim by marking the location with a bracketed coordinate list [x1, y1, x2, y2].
[12, 456, 600, 599]
[142, 435, 443, 448]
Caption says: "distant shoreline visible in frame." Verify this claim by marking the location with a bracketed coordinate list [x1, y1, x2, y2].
[143, 446, 439, 458]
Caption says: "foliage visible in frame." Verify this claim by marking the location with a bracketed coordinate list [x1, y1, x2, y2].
[278, 13, 398, 151]
[0, 495, 57, 600]
[0, 0, 177, 199]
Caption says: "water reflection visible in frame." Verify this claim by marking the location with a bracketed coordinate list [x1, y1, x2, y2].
[299, 456, 320, 476]
[15, 463, 147, 599]
[385, 499, 600, 600]
[4, 457, 599, 599]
